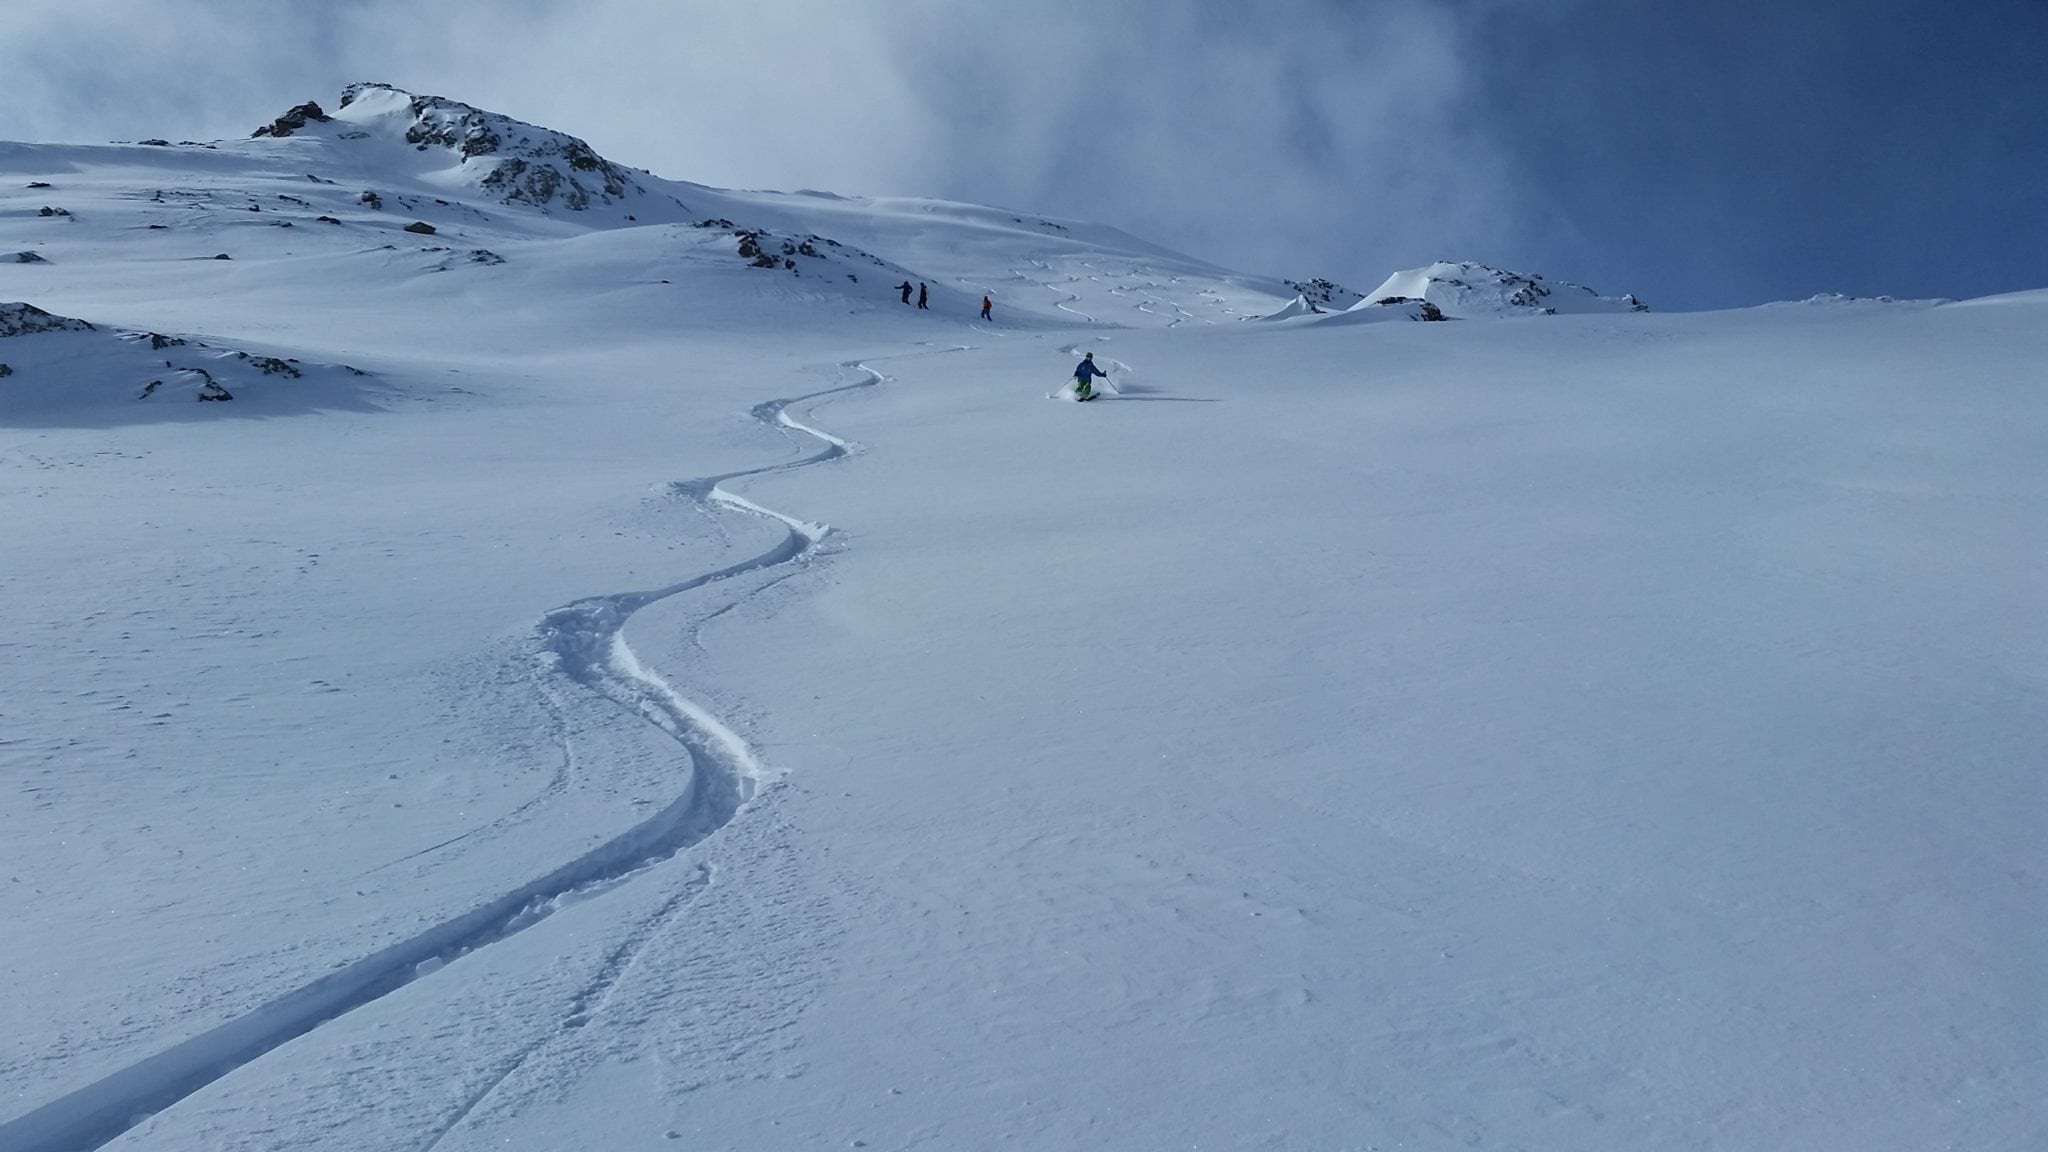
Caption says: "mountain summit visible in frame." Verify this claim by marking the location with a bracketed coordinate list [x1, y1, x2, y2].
[251, 83, 676, 218]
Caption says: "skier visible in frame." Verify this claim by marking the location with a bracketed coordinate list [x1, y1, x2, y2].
[980, 295, 993, 321]
[1071, 351, 1110, 401]
[917, 282, 930, 310]
[896, 281, 913, 305]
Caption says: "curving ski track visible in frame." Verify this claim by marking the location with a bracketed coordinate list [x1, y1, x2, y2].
[0, 365, 884, 1152]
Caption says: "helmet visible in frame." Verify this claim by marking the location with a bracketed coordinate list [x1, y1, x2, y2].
[1083, 351, 1094, 359]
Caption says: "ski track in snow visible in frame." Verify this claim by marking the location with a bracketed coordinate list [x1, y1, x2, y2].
[0, 365, 886, 1152]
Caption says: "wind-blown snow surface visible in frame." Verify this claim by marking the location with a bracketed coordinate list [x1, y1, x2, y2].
[3, 94, 2043, 1152]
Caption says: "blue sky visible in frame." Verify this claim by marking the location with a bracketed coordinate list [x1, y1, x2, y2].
[2, 0, 2041, 309]
[1461, 0, 2048, 308]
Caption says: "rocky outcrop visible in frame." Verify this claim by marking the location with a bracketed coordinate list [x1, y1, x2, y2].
[139, 367, 233, 401]
[1283, 277, 1364, 312]
[252, 102, 331, 139]
[0, 303, 94, 337]
[334, 83, 644, 214]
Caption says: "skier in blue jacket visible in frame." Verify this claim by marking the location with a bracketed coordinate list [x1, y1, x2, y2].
[1072, 352, 1109, 400]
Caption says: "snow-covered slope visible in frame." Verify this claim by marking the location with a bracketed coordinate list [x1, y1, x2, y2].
[2, 84, 1338, 338]
[2, 88, 2040, 1152]
[0, 301, 371, 414]
[1364, 259, 1648, 317]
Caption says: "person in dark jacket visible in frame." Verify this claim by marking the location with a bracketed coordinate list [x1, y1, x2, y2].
[981, 295, 993, 321]
[917, 282, 929, 309]
[896, 281, 914, 304]
[1072, 351, 1110, 400]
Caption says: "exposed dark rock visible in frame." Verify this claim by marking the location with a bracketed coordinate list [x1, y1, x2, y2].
[212, 253, 233, 260]
[146, 333, 188, 350]
[734, 230, 779, 268]
[316, 216, 341, 224]
[234, 351, 303, 377]
[469, 249, 505, 265]
[253, 101, 331, 139]
[138, 139, 170, 147]
[0, 302, 95, 337]
[0, 363, 11, 378]
[14, 251, 48, 264]
[1417, 301, 1446, 321]
[404, 221, 437, 235]
[147, 224, 168, 230]
[139, 366, 234, 401]
[25, 181, 51, 189]
[360, 190, 383, 209]
[1285, 278, 1362, 311]
[37, 206, 71, 218]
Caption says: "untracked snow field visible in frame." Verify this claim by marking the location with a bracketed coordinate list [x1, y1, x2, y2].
[3, 97, 2044, 1151]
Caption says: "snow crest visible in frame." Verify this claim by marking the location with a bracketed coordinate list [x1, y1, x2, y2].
[1361, 260, 1648, 318]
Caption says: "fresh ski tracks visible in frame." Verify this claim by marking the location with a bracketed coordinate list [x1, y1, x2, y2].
[0, 365, 885, 1152]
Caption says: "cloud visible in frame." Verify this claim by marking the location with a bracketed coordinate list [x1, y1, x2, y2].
[0, 1, 1523, 287]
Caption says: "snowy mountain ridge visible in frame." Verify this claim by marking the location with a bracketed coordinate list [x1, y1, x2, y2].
[8, 84, 1653, 355]
[1363, 260, 1649, 318]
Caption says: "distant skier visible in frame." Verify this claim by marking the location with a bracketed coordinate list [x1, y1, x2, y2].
[980, 295, 993, 321]
[896, 281, 913, 305]
[1072, 351, 1109, 401]
[917, 282, 930, 310]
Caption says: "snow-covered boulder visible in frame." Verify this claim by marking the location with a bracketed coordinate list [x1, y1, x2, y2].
[1360, 261, 1647, 319]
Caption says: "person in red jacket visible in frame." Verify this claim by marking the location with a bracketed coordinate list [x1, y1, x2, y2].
[980, 295, 993, 321]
